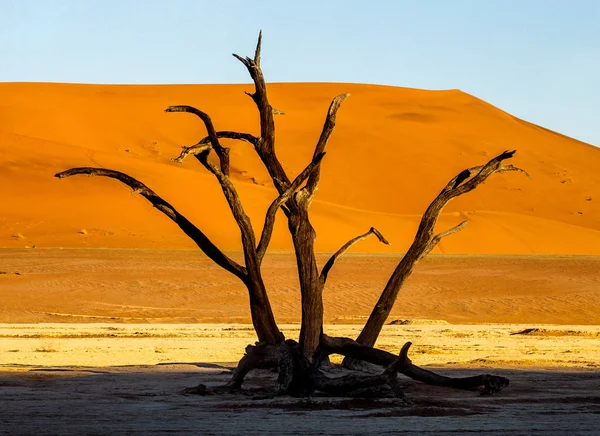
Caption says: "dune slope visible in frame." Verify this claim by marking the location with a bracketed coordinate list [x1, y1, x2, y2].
[1, 82, 599, 253]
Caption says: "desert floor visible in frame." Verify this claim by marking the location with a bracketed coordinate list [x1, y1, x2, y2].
[1, 249, 599, 434]
[1, 324, 599, 435]
[1, 249, 600, 325]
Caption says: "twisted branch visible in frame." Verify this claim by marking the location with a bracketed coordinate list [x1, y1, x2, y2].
[165, 106, 231, 175]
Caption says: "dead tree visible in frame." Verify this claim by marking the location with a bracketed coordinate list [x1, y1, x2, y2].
[55, 32, 524, 399]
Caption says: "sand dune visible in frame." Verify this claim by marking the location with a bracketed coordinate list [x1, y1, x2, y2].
[1, 82, 599, 253]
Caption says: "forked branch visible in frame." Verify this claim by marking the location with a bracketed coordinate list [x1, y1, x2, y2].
[54, 168, 246, 279]
[166, 106, 260, 259]
[320, 227, 391, 285]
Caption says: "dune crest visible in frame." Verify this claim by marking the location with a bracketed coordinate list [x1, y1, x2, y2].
[1, 82, 599, 254]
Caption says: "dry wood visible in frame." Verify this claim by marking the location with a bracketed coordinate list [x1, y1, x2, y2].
[55, 166, 282, 344]
[166, 105, 284, 344]
[233, 32, 351, 358]
[320, 227, 390, 285]
[233, 31, 290, 194]
[317, 335, 509, 395]
[187, 339, 411, 398]
[171, 131, 257, 163]
[304, 93, 350, 199]
[288, 93, 351, 358]
[165, 105, 232, 175]
[256, 152, 326, 263]
[356, 150, 528, 347]
[54, 168, 245, 279]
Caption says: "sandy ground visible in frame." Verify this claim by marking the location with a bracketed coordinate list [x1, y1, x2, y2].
[1, 324, 599, 369]
[1, 249, 599, 433]
[1, 82, 600, 255]
[2, 79, 600, 433]
[1, 323, 599, 435]
[1, 249, 599, 325]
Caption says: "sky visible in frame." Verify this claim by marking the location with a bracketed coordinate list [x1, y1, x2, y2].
[1, 0, 599, 146]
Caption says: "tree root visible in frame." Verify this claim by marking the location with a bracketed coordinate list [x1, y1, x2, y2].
[184, 337, 509, 400]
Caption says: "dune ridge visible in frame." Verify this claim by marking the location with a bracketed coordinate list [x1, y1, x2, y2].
[1, 82, 599, 254]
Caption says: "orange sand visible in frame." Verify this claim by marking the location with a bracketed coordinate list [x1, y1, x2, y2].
[1, 82, 599, 253]
[1, 249, 598, 325]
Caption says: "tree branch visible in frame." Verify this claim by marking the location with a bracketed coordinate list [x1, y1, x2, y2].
[313, 343, 409, 398]
[171, 131, 257, 164]
[356, 150, 529, 347]
[165, 106, 232, 175]
[256, 152, 326, 262]
[233, 31, 291, 194]
[422, 220, 469, 258]
[320, 227, 391, 285]
[54, 168, 246, 279]
[167, 102, 283, 343]
[172, 144, 211, 164]
[193, 150, 259, 254]
[165, 107, 259, 259]
[304, 93, 350, 198]
[317, 335, 509, 395]
[253, 29, 262, 65]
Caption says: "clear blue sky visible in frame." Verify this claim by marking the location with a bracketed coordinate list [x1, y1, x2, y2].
[1, 0, 599, 145]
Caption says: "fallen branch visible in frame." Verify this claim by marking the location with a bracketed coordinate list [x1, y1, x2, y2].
[257, 153, 326, 262]
[317, 335, 509, 395]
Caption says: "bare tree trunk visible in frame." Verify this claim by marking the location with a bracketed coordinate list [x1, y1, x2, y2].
[288, 209, 323, 359]
[233, 35, 350, 359]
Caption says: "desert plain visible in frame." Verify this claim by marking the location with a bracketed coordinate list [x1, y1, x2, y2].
[1, 82, 600, 434]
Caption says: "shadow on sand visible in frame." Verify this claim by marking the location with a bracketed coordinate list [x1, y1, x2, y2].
[1, 366, 599, 435]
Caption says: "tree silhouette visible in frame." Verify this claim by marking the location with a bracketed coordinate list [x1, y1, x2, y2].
[56, 32, 525, 398]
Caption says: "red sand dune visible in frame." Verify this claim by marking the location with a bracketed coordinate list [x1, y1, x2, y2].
[1, 82, 599, 254]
